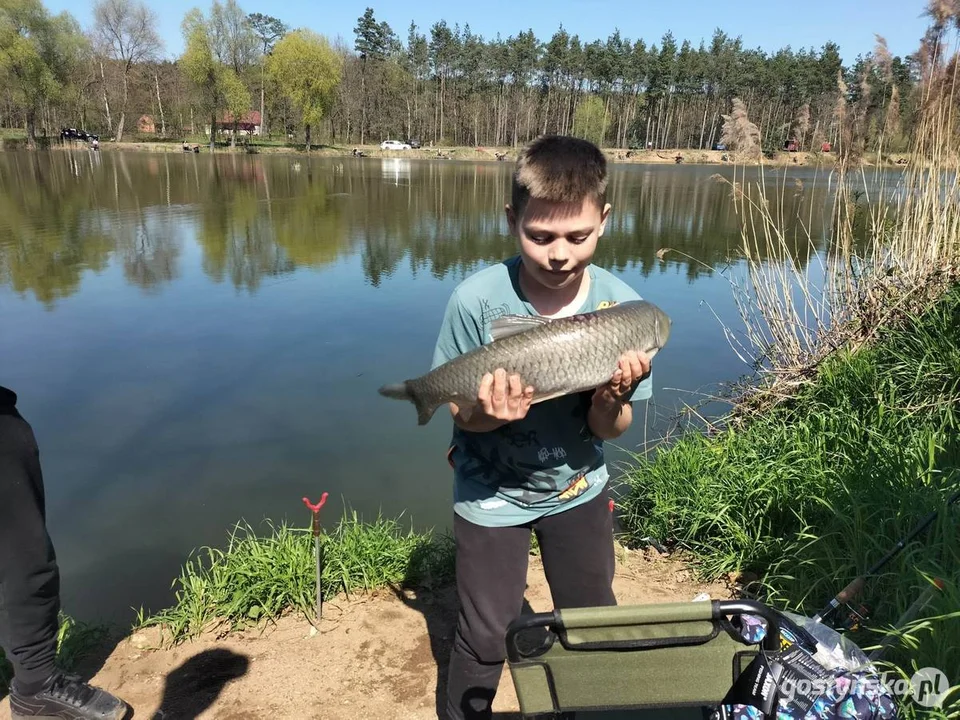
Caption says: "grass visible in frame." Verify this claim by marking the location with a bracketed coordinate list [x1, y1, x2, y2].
[0, 613, 110, 696]
[619, 288, 960, 711]
[619, 285, 959, 568]
[135, 508, 455, 644]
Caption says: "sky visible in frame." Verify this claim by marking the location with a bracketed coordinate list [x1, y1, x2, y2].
[47, 0, 932, 66]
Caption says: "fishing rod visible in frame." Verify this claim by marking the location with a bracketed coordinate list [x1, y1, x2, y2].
[867, 576, 945, 662]
[812, 485, 960, 628]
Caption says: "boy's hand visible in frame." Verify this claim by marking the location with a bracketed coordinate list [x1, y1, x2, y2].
[478, 369, 535, 422]
[587, 351, 650, 440]
[591, 351, 650, 409]
[451, 368, 535, 431]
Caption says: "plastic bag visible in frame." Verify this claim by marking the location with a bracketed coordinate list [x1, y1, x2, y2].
[714, 612, 898, 720]
[779, 611, 872, 673]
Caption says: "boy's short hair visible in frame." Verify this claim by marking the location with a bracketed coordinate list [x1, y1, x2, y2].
[511, 135, 608, 217]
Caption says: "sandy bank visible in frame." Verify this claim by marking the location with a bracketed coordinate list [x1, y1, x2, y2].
[0, 547, 738, 720]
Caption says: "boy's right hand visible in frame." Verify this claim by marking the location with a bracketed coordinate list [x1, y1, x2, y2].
[478, 369, 535, 422]
[451, 369, 535, 431]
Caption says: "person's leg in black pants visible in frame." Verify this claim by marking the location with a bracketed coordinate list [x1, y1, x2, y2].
[0, 386, 128, 719]
[444, 516, 531, 720]
[0, 388, 59, 693]
[444, 485, 618, 720]
[536, 484, 617, 610]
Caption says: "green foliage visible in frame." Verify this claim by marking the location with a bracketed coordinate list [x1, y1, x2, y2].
[221, 65, 249, 119]
[266, 29, 341, 146]
[0, 0, 86, 138]
[573, 95, 605, 146]
[0, 0, 934, 150]
[247, 12, 286, 60]
[618, 286, 960, 686]
[354, 6, 396, 60]
[136, 509, 455, 643]
[406, 20, 428, 78]
[180, 8, 218, 99]
[180, 4, 251, 145]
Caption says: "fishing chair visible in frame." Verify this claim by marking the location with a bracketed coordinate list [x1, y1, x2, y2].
[505, 600, 786, 720]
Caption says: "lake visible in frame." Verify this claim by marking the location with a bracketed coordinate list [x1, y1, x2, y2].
[0, 150, 840, 625]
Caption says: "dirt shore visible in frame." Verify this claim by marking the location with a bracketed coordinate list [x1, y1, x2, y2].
[0, 547, 736, 720]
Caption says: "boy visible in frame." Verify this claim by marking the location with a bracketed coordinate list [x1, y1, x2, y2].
[432, 135, 653, 719]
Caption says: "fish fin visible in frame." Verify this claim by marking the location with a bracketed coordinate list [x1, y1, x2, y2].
[531, 389, 571, 404]
[416, 400, 439, 426]
[489, 314, 551, 341]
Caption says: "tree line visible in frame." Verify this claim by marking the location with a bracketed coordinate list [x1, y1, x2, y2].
[0, 0, 921, 153]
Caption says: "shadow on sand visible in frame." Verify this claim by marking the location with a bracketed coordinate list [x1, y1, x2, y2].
[149, 647, 249, 719]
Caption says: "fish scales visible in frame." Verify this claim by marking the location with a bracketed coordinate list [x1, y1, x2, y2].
[379, 300, 671, 425]
[417, 313, 626, 401]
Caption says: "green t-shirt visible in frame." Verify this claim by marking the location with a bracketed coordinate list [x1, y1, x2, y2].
[431, 255, 652, 527]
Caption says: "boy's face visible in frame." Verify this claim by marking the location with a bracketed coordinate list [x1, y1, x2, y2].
[506, 195, 611, 292]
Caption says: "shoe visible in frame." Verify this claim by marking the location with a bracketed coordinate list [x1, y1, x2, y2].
[9, 671, 129, 720]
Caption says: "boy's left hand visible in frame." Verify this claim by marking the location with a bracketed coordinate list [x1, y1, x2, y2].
[592, 351, 650, 407]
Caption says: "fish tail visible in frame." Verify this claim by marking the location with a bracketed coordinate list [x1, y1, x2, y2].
[378, 381, 438, 426]
[378, 382, 411, 401]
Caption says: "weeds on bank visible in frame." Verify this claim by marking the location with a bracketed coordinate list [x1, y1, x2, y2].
[136, 509, 455, 644]
[619, 287, 960, 686]
[620, 290, 960, 717]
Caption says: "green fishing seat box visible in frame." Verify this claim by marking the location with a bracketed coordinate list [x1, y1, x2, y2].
[505, 600, 786, 720]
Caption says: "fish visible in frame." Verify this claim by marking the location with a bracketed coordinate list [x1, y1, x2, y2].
[378, 299, 672, 425]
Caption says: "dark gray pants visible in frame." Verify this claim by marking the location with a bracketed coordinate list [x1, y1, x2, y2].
[0, 387, 60, 693]
[445, 485, 616, 719]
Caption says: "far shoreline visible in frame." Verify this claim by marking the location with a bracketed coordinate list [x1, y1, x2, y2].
[5, 136, 915, 169]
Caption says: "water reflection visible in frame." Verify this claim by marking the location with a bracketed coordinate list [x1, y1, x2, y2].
[381, 157, 412, 185]
[0, 150, 891, 625]
[115, 210, 183, 290]
[0, 153, 113, 305]
[0, 151, 863, 306]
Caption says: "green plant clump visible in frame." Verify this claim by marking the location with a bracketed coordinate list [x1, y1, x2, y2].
[136, 509, 455, 644]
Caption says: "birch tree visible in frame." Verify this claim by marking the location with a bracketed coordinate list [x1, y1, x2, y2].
[93, 0, 162, 140]
[180, 6, 249, 150]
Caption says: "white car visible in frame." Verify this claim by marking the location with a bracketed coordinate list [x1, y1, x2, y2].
[380, 139, 411, 150]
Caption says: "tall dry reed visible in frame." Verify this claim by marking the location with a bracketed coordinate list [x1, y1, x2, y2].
[717, 6, 960, 413]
